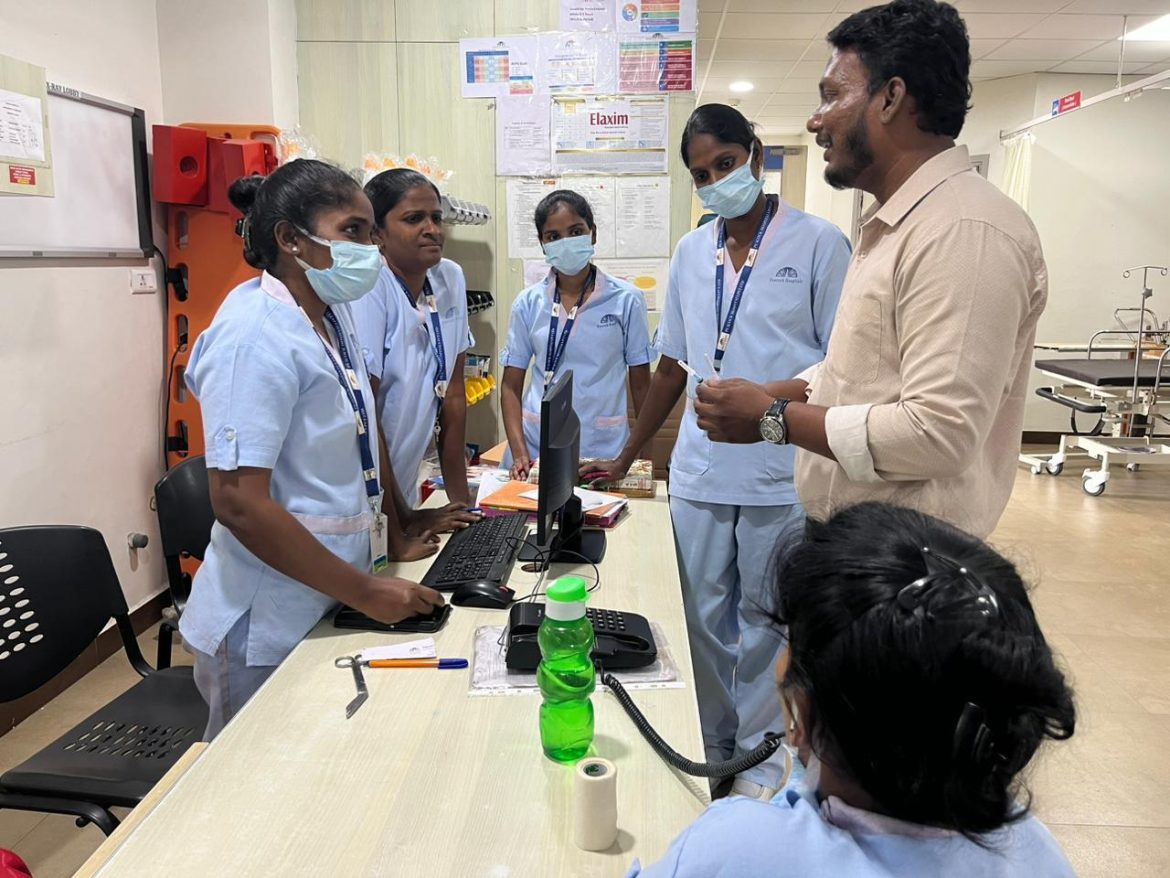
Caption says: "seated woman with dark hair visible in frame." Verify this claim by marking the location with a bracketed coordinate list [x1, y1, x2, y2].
[629, 502, 1076, 877]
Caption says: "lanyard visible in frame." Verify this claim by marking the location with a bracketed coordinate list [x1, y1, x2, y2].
[543, 267, 596, 385]
[713, 195, 778, 374]
[395, 274, 448, 427]
[314, 308, 381, 511]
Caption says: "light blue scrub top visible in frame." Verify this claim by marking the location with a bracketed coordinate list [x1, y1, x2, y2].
[626, 790, 1075, 877]
[501, 268, 653, 461]
[655, 199, 851, 506]
[351, 260, 472, 507]
[182, 272, 380, 667]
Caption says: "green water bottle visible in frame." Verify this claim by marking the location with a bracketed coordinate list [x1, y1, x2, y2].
[537, 576, 596, 762]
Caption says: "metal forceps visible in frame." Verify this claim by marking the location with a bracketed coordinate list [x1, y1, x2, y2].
[334, 655, 369, 718]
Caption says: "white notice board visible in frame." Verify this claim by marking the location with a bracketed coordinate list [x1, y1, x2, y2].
[0, 83, 152, 258]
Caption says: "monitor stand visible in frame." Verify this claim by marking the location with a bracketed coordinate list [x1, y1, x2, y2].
[517, 494, 608, 568]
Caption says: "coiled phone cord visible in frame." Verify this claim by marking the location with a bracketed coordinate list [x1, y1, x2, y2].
[601, 671, 785, 778]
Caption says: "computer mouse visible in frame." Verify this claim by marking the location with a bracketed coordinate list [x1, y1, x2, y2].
[451, 580, 516, 609]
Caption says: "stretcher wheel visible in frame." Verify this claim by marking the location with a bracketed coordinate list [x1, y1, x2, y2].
[1127, 463, 1141, 473]
[1046, 461, 1064, 476]
[1082, 475, 1106, 496]
[1030, 463, 1043, 475]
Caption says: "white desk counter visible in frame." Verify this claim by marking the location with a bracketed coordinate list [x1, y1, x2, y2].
[91, 489, 707, 877]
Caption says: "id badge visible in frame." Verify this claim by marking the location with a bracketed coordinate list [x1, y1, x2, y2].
[370, 512, 389, 573]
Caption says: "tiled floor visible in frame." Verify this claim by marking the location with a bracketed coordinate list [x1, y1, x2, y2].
[2, 462, 1169, 877]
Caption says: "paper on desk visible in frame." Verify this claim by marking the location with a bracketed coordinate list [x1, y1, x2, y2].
[476, 469, 513, 508]
[519, 486, 628, 513]
[469, 623, 683, 696]
[360, 638, 437, 661]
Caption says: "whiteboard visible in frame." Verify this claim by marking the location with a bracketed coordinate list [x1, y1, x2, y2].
[0, 83, 152, 258]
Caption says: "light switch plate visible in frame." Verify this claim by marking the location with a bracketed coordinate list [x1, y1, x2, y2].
[130, 268, 157, 294]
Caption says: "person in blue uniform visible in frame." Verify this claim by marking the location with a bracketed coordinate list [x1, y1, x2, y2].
[590, 104, 852, 797]
[627, 502, 1077, 877]
[500, 189, 653, 480]
[352, 168, 481, 530]
[182, 161, 443, 739]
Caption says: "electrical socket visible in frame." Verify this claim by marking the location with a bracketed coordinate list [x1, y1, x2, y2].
[130, 268, 158, 294]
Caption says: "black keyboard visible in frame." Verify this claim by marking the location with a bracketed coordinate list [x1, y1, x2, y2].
[421, 512, 530, 591]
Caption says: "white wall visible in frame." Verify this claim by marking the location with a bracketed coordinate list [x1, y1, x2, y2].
[964, 73, 1170, 431]
[155, 0, 298, 127]
[0, 0, 168, 610]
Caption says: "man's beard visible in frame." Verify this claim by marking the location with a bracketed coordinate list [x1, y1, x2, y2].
[825, 114, 874, 191]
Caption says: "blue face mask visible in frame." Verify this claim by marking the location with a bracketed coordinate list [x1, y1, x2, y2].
[543, 233, 595, 276]
[294, 228, 383, 305]
[697, 148, 765, 219]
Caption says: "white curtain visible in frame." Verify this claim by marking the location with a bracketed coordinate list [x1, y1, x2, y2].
[1001, 132, 1035, 210]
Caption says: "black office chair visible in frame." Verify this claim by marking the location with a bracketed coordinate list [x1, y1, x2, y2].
[153, 455, 213, 668]
[0, 526, 209, 836]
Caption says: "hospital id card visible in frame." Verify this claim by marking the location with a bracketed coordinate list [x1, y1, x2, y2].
[370, 512, 389, 573]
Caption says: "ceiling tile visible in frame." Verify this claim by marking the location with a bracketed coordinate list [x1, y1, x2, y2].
[987, 38, 1106, 60]
[715, 13, 833, 40]
[970, 59, 1049, 79]
[699, 12, 721, 39]
[1049, 59, 1156, 73]
[714, 39, 813, 61]
[1138, 60, 1170, 71]
[956, 0, 1067, 11]
[1075, 39, 1170, 61]
[970, 38, 1009, 59]
[962, 13, 1048, 39]
[1060, 1, 1170, 13]
[774, 77, 822, 94]
[757, 91, 824, 107]
[706, 59, 798, 76]
[1021, 14, 1126, 39]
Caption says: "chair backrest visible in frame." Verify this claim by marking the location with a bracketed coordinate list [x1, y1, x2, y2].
[153, 455, 214, 605]
[0, 526, 138, 703]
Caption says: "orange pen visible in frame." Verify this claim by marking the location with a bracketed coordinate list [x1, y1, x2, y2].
[365, 658, 468, 669]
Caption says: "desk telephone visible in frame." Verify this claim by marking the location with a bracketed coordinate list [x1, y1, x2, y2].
[504, 603, 657, 671]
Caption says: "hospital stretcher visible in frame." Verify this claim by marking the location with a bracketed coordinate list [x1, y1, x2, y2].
[1019, 349, 1170, 496]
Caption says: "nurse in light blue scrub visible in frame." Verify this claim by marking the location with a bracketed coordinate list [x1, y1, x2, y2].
[500, 189, 653, 480]
[351, 168, 482, 529]
[627, 503, 1077, 877]
[182, 161, 443, 739]
[590, 104, 852, 797]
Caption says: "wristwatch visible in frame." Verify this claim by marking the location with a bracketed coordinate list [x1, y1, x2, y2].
[759, 399, 791, 445]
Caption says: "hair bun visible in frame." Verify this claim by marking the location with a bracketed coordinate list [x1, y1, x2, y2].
[227, 174, 264, 214]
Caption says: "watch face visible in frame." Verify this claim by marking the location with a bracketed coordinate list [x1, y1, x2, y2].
[760, 417, 785, 444]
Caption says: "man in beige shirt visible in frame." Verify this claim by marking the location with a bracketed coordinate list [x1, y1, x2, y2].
[694, 0, 1047, 538]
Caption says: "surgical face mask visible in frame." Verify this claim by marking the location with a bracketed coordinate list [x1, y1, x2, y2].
[696, 148, 765, 219]
[543, 233, 595, 275]
[294, 228, 383, 305]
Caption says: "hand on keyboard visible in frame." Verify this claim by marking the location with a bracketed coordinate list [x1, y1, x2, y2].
[407, 502, 485, 535]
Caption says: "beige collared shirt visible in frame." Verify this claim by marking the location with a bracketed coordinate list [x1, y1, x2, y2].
[795, 145, 1048, 538]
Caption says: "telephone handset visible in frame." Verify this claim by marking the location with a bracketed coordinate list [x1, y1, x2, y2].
[504, 602, 657, 671]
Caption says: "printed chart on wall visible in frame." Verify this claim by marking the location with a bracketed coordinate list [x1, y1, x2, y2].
[538, 33, 618, 95]
[561, 0, 617, 32]
[617, 0, 697, 34]
[0, 53, 53, 196]
[507, 175, 670, 263]
[618, 34, 695, 93]
[595, 258, 669, 311]
[460, 37, 539, 98]
[497, 96, 553, 176]
[551, 95, 668, 174]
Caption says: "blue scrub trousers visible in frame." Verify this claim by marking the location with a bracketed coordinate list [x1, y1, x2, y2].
[188, 612, 277, 741]
[669, 496, 805, 788]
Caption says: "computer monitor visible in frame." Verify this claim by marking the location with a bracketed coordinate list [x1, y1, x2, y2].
[518, 370, 607, 567]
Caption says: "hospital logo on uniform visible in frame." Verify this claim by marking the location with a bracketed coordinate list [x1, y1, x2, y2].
[598, 314, 620, 327]
[773, 267, 801, 283]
